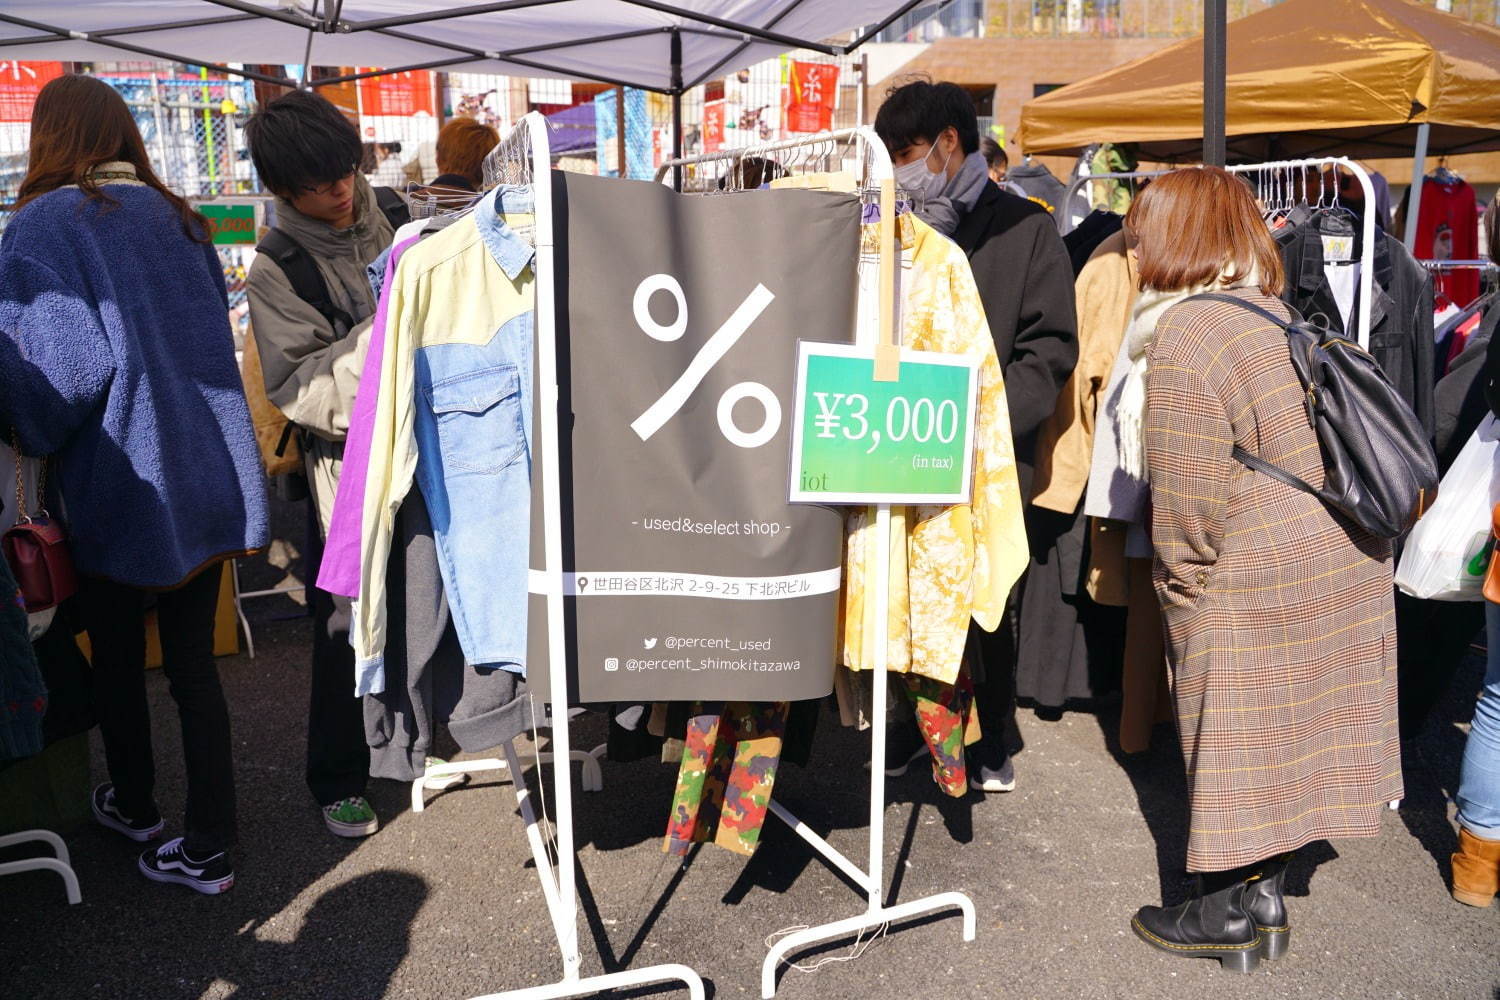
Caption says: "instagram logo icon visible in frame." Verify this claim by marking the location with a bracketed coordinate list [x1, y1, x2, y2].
[604, 657, 620, 672]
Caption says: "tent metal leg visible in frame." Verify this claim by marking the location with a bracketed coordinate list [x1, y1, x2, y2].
[670, 27, 683, 191]
[1405, 122, 1430, 251]
[1203, 0, 1227, 167]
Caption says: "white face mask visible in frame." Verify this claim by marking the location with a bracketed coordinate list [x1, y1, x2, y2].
[894, 141, 953, 200]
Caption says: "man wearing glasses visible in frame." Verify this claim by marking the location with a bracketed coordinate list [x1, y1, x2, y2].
[245, 91, 397, 842]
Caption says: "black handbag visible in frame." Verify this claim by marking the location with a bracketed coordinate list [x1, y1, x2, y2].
[1189, 293, 1439, 539]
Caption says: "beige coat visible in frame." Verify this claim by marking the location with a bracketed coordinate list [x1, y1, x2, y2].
[1146, 290, 1401, 871]
[1031, 231, 1138, 513]
[246, 177, 394, 534]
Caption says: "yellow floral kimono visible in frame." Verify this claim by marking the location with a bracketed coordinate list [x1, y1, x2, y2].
[840, 213, 1029, 688]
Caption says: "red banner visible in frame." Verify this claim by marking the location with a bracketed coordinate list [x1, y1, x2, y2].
[356, 70, 436, 118]
[703, 100, 726, 153]
[0, 61, 64, 123]
[784, 61, 838, 134]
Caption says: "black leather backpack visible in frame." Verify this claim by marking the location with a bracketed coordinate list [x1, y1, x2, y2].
[1189, 293, 1439, 539]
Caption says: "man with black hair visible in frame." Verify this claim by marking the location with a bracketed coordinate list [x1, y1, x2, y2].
[875, 79, 1078, 794]
[245, 89, 394, 840]
[980, 135, 1007, 184]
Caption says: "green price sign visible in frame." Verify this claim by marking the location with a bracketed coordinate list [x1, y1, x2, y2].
[788, 342, 979, 505]
[199, 202, 259, 245]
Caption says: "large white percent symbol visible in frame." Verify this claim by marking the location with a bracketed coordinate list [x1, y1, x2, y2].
[628, 274, 780, 448]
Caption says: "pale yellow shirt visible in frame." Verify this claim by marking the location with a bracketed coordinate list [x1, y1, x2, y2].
[352, 209, 535, 681]
[840, 214, 1029, 686]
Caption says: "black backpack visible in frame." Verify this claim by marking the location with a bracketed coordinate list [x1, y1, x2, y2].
[254, 187, 411, 461]
[1189, 293, 1439, 539]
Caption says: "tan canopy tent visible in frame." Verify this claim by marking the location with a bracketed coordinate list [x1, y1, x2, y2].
[1015, 0, 1500, 162]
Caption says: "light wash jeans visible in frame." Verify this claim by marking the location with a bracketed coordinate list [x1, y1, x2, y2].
[1455, 601, 1500, 838]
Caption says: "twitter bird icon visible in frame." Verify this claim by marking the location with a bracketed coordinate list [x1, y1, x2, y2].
[643, 637, 658, 650]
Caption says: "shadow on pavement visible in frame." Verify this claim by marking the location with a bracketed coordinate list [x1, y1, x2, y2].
[1104, 718, 1192, 904]
[1395, 641, 1484, 885]
[219, 870, 427, 1000]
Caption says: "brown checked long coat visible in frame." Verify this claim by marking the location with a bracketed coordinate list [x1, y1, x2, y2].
[1144, 290, 1403, 873]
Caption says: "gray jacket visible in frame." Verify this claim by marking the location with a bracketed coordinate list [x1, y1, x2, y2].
[247, 176, 394, 533]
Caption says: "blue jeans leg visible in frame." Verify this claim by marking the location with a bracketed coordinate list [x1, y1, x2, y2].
[1455, 601, 1500, 839]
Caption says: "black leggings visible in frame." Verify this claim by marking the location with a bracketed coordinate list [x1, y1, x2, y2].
[82, 567, 235, 854]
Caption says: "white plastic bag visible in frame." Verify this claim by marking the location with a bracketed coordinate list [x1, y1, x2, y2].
[1395, 414, 1500, 601]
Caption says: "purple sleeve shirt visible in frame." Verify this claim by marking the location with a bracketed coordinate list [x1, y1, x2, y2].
[316, 235, 420, 597]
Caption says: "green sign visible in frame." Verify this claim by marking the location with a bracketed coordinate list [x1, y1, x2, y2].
[199, 203, 259, 245]
[788, 342, 979, 505]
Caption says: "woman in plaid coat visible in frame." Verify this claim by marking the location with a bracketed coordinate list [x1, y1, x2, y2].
[1126, 168, 1403, 973]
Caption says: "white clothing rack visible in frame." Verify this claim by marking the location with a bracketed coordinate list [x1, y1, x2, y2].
[1421, 259, 1500, 271]
[658, 127, 977, 999]
[1060, 159, 1379, 349]
[229, 558, 306, 659]
[415, 112, 704, 1000]
[0, 829, 80, 904]
[1056, 168, 1171, 233]
[1226, 158, 1378, 351]
[412, 745, 606, 813]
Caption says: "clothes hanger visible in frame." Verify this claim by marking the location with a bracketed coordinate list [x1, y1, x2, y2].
[408, 181, 482, 220]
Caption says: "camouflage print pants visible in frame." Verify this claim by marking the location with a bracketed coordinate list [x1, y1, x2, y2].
[905, 665, 981, 798]
[664, 701, 788, 857]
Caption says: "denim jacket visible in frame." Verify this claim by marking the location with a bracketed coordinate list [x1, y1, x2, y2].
[352, 187, 535, 695]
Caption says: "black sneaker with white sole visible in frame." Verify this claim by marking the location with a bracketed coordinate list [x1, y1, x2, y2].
[92, 783, 164, 842]
[138, 837, 235, 895]
[878, 718, 930, 777]
[968, 749, 1016, 793]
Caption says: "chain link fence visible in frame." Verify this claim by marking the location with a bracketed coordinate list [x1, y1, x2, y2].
[518, 53, 866, 188]
[0, 58, 866, 337]
[0, 72, 263, 335]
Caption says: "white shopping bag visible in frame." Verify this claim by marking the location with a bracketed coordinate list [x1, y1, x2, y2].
[1395, 414, 1500, 601]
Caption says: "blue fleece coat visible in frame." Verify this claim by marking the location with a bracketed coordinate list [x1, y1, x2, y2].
[0, 185, 267, 588]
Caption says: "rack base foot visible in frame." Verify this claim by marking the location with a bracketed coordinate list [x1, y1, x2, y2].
[0, 830, 81, 904]
[412, 745, 607, 813]
[469, 963, 706, 1000]
[760, 892, 975, 999]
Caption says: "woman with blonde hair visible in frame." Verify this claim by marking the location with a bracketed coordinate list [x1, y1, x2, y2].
[1127, 167, 1402, 971]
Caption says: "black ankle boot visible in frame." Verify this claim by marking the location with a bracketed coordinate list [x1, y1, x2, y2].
[1245, 854, 1291, 960]
[1131, 874, 1262, 973]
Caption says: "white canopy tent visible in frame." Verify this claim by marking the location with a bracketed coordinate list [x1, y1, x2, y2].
[0, 1, 929, 92]
[0, 0, 935, 183]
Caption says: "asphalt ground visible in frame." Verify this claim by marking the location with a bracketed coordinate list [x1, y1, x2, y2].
[3, 597, 1498, 1000]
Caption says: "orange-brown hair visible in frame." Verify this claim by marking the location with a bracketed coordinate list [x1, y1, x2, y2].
[17, 74, 208, 241]
[436, 117, 500, 187]
[1126, 166, 1283, 296]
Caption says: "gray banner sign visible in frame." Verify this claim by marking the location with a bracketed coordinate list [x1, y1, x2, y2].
[527, 172, 859, 703]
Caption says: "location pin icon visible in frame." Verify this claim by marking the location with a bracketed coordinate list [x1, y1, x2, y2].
[576, 577, 589, 592]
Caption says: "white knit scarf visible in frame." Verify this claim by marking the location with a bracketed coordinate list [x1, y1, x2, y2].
[1116, 265, 1259, 479]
